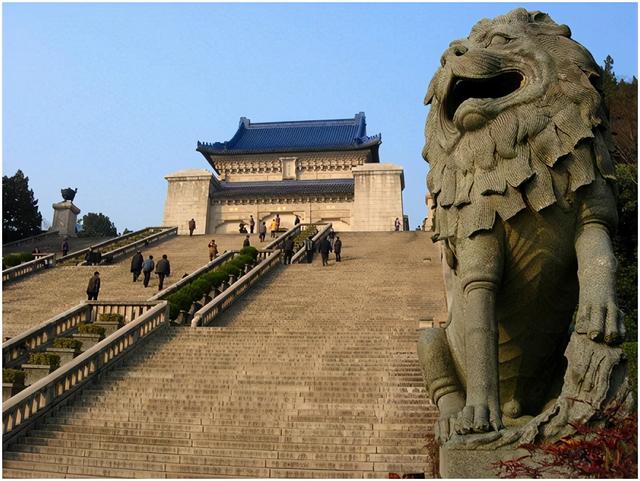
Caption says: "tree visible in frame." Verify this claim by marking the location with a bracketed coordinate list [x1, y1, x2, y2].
[2, 170, 43, 242]
[79, 212, 117, 237]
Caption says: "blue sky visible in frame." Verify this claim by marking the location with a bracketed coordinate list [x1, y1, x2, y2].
[3, 2, 637, 232]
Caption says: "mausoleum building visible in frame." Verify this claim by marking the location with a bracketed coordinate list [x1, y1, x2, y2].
[163, 113, 405, 234]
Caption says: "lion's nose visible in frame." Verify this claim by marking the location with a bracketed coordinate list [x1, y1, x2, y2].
[440, 44, 468, 66]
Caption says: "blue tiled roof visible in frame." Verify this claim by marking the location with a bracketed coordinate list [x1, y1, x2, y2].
[211, 179, 354, 200]
[197, 112, 381, 158]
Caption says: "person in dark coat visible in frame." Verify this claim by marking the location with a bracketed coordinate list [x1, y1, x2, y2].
[283, 237, 294, 265]
[259, 222, 267, 242]
[243, 235, 251, 248]
[130, 250, 144, 282]
[86, 272, 100, 300]
[188, 218, 196, 236]
[62, 239, 69, 257]
[142, 255, 155, 288]
[304, 236, 314, 264]
[318, 237, 332, 266]
[249, 215, 255, 234]
[294, 215, 301, 226]
[334, 236, 342, 262]
[155, 254, 171, 291]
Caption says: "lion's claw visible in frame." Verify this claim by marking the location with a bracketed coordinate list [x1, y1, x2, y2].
[455, 404, 502, 435]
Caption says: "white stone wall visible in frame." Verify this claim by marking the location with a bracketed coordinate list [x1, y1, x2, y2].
[351, 164, 405, 231]
[208, 199, 354, 234]
[163, 169, 213, 235]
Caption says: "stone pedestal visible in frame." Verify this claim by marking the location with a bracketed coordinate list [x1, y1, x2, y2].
[440, 447, 529, 478]
[352, 163, 404, 231]
[51, 201, 81, 237]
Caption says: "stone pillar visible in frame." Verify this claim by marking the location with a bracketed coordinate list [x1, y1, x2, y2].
[423, 192, 435, 231]
[51, 201, 81, 237]
[163, 169, 214, 235]
[351, 163, 404, 231]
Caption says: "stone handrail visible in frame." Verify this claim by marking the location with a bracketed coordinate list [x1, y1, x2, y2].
[92, 226, 178, 265]
[2, 254, 56, 286]
[191, 250, 283, 327]
[57, 226, 172, 266]
[2, 301, 169, 448]
[2, 230, 60, 249]
[291, 222, 333, 264]
[2, 301, 159, 369]
[148, 250, 235, 301]
[263, 224, 302, 251]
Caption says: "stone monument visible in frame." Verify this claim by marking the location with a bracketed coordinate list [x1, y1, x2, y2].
[51, 188, 80, 237]
[417, 8, 633, 477]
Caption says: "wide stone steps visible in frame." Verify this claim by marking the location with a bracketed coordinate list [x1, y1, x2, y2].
[2, 234, 258, 338]
[4, 232, 445, 478]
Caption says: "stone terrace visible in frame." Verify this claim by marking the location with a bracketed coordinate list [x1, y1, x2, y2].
[3, 231, 447, 478]
[2, 234, 263, 339]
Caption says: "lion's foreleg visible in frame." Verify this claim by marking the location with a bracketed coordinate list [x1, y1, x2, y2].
[575, 223, 624, 344]
[455, 229, 505, 434]
[574, 178, 624, 345]
[418, 328, 465, 443]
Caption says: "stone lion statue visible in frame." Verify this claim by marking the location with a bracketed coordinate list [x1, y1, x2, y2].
[418, 8, 632, 450]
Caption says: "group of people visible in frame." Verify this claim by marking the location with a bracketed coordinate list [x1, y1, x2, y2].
[188, 214, 302, 242]
[130, 250, 171, 289]
[304, 231, 342, 266]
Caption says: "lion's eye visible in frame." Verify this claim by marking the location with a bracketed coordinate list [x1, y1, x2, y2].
[488, 34, 511, 47]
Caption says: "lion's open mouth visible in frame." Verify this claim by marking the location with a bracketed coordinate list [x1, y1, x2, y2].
[445, 71, 524, 120]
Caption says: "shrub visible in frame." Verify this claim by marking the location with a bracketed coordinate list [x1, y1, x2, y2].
[163, 250, 258, 319]
[19, 252, 34, 263]
[98, 313, 125, 326]
[27, 352, 60, 370]
[494, 405, 637, 478]
[3, 368, 25, 385]
[239, 246, 258, 259]
[77, 322, 106, 337]
[52, 337, 82, 350]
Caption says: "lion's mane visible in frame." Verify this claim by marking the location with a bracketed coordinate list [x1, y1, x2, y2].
[424, 9, 616, 241]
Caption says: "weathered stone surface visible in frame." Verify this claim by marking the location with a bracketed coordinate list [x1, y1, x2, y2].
[417, 7, 632, 475]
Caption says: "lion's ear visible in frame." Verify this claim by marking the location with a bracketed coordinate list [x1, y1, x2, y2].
[529, 10, 572, 38]
[425, 78, 436, 105]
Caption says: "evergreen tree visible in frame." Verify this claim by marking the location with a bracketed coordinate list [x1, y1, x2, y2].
[79, 212, 118, 237]
[2, 170, 43, 242]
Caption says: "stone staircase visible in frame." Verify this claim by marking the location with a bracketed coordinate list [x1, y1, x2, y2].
[3, 232, 447, 478]
[2, 234, 262, 338]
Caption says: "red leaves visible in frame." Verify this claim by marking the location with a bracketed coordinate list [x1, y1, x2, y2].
[494, 406, 637, 478]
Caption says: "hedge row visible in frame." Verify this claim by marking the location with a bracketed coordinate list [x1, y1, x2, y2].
[165, 246, 259, 319]
[292, 224, 318, 251]
[2, 251, 35, 269]
[3, 368, 25, 385]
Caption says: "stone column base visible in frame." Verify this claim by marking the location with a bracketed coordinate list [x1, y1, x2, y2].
[440, 446, 529, 478]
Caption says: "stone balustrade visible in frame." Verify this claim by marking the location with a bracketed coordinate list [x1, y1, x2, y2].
[2, 301, 169, 448]
[290, 222, 333, 264]
[93, 226, 178, 265]
[2, 254, 56, 286]
[191, 249, 283, 327]
[1, 230, 60, 249]
[2, 301, 159, 369]
[57, 226, 175, 266]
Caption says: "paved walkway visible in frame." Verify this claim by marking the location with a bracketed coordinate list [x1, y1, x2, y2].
[2, 234, 262, 338]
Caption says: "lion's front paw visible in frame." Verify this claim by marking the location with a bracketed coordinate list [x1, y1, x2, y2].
[576, 297, 625, 345]
[454, 404, 504, 435]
